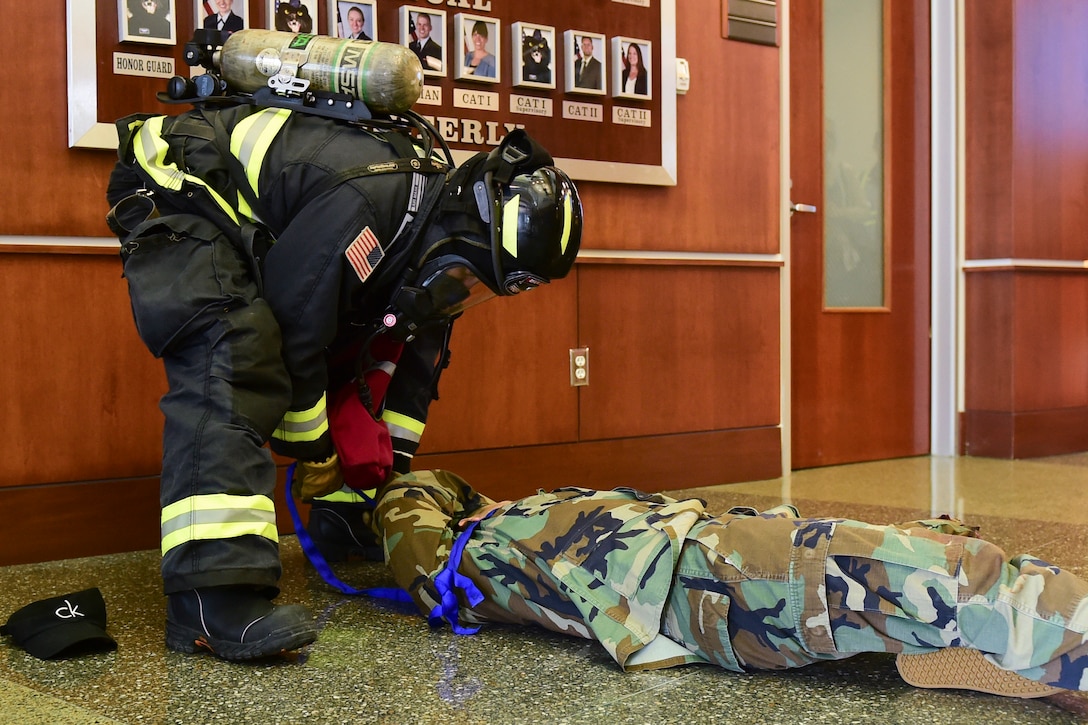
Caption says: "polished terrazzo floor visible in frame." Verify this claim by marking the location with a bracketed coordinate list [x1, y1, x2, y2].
[3, 454, 1088, 724]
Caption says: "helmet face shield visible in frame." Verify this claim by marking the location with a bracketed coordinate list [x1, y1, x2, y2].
[419, 261, 496, 315]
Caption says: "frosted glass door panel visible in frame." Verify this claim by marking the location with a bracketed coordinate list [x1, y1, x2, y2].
[823, 0, 885, 308]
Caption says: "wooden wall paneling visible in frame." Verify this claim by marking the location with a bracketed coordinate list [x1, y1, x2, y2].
[0, 253, 167, 487]
[576, 265, 780, 441]
[963, 0, 1015, 261]
[0, 476, 162, 566]
[0, 466, 305, 567]
[579, 0, 780, 254]
[417, 427, 782, 502]
[1012, 271, 1088, 410]
[1010, 1, 1088, 261]
[962, 269, 1088, 457]
[963, 270, 1015, 413]
[0, 3, 116, 235]
[419, 273, 580, 453]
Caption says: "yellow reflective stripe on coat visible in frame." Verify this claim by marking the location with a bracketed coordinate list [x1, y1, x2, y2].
[382, 410, 425, 444]
[229, 108, 291, 220]
[160, 494, 278, 555]
[272, 393, 329, 443]
[132, 116, 240, 225]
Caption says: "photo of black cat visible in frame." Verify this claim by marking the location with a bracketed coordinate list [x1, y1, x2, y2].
[521, 28, 552, 84]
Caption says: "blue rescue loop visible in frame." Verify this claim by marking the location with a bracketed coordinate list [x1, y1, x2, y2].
[285, 463, 413, 603]
[427, 515, 492, 635]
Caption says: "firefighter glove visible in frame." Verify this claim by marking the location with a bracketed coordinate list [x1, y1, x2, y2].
[294, 454, 344, 502]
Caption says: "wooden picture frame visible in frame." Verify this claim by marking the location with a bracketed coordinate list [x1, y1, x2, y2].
[196, 0, 248, 35]
[564, 30, 606, 96]
[331, 0, 376, 40]
[612, 36, 653, 100]
[269, 0, 318, 33]
[400, 5, 446, 77]
[118, 0, 177, 45]
[454, 13, 500, 84]
[511, 22, 555, 90]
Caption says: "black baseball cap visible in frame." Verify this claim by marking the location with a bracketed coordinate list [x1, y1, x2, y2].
[0, 588, 117, 659]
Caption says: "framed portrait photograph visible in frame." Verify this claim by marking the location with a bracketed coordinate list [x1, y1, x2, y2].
[564, 30, 605, 96]
[454, 13, 500, 84]
[197, 0, 248, 35]
[612, 36, 653, 100]
[269, 0, 318, 33]
[331, 0, 375, 40]
[512, 22, 555, 90]
[401, 6, 446, 76]
[119, 0, 177, 45]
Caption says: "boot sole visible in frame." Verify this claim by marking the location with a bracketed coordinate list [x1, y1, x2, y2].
[896, 648, 1064, 698]
[166, 620, 318, 661]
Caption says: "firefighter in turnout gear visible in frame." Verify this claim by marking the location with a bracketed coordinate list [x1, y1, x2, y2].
[106, 101, 582, 660]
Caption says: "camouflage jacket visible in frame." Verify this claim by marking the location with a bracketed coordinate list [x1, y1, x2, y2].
[373, 470, 707, 669]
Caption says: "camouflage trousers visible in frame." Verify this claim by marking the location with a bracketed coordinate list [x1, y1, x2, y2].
[664, 513, 1088, 689]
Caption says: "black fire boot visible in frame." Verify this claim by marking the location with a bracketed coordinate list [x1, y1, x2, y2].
[166, 586, 318, 660]
[306, 501, 384, 562]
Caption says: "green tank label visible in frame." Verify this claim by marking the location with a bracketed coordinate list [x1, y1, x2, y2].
[288, 34, 315, 50]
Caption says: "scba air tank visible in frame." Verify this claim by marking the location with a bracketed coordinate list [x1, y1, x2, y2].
[218, 30, 423, 114]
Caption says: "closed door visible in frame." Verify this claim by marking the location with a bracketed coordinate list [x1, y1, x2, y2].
[789, 0, 931, 468]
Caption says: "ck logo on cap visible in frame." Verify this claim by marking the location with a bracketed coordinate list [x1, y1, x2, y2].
[55, 600, 84, 619]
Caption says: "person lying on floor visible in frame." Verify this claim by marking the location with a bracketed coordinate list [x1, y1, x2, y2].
[364, 469, 1088, 698]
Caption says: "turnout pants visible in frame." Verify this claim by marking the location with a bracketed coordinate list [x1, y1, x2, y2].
[665, 513, 1088, 689]
[121, 214, 292, 594]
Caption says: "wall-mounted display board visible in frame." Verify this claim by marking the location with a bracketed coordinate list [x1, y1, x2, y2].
[68, 0, 676, 184]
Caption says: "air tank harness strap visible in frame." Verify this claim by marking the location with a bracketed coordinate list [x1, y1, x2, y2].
[291, 155, 449, 213]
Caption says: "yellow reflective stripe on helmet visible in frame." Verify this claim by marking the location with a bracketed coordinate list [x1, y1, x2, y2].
[382, 410, 425, 443]
[229, 108, 291, 220]
[272, 394, 329, 443]
[160, 494, 278, 555]
[560, 193, 573, 254]
[501, 193, 521, 259]
[133, 116, 240, 224]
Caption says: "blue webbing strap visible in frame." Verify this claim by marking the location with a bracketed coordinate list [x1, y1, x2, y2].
[427, 514, 493, 635]
[285, 463, 413, 603]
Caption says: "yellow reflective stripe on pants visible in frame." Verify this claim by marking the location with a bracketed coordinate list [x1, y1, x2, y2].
[273, 393, 329, 444]
[382, 410, 425, 444]
[132, 116, 241, 225]
[229, 108, 291, 220]
[160, 493, 278, 556]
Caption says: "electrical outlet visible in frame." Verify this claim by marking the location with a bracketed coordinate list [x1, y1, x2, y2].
[569, 347, 589, 387]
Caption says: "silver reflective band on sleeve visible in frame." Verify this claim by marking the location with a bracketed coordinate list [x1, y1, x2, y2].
[382, 410, 425, 444]
[160, 494, 278, 555]
[272, 394, 329, 443]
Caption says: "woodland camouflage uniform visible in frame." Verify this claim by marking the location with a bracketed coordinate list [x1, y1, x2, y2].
[374, 470, 1088, 690]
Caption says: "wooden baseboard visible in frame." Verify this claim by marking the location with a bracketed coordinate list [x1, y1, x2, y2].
[417, 427, 783, 500]
[0, 427, 781, 566]
[961, 407, 1088, 458]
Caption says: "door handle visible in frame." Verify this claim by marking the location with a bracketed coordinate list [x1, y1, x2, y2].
[790, 202, 818, 214]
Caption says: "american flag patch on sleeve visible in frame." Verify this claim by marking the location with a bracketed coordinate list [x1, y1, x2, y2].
[345, 226, 385, 282]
